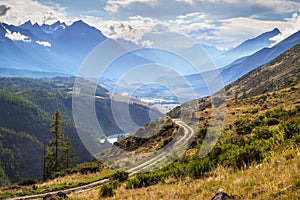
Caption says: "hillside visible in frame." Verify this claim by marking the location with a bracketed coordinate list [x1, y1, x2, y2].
[94, 43, 300, 170]
[66, 43, 300, 199]
[0, 77, 162, 185]
[2, 81, 299, 199]
[220, 30, 300, 84]
[0, 90, 49, 140]
[0, 127, 43, 185]
[0, 36, 299, 200]
[70, 79, 300, 200]
[226, 44, 300, 99]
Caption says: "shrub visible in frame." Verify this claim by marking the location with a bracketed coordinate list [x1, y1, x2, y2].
[234, 119, 255, 134]
[253, 127, 274, 140]
[109, 180, 121, 189]
[125, 177, 140, 189]
[125, 171, 166, 189]
[186, 158, 211, 179]
[265, 118, 280, 126]
[281, 117, 300, 140]
[265, 107, 287, 120]
[110, 171, 128, 182]
[18, 179, 38, 186]
[99, 183, 115, 198]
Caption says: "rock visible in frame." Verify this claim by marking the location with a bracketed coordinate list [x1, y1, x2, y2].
[211, 192, 232, 200]
[252, 189, 265, 198]
[57, 191, 69, 199]
[43, 194, 54, 200]
[43, 192, 69, 200]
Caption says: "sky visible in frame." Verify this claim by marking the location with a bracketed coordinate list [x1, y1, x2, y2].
[0, 0, 299, 49]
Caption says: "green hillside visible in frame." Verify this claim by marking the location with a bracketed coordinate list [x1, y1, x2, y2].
[0, 77, 161, 185]
[68, 43, 300, 199]
[226, 44, 300, 99]
[0, 90, 50, 141]
[0, 127, 43, 185]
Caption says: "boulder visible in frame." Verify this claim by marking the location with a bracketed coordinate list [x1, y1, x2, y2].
[211, 192, 232, 200]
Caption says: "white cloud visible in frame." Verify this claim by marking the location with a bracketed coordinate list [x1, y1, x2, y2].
[36, 40, 52, 47]
[176, 0, 238, 5]
[104, 0, 158, 14]
[210, 12, 300, 49]
[140, 40, 153, 47]
[247, 0, 300, 13]
[4, 29, 31, 42]
[0, 0, 69, 25]
[270, 12, 300, 45]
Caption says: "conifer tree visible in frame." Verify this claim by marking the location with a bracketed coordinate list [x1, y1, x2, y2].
[60, 136, 77, 169]
[45, 110, 76, 179]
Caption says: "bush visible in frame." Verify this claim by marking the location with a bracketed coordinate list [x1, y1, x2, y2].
[253, 127, 274, 140]
[234, 119, 255, 134]
[125, 171, 166, 189]
[281, 117, 300, 141]
[99, 183, 115, 198]
[125, 177, 140, 189]
[110, 171, 128, 182]
[18, 179, 38, 186]
[186, 158, 211, 179]
[265, 107, 287, 120]
[265, 118, 280, 126]
[217, 142, 263, 169]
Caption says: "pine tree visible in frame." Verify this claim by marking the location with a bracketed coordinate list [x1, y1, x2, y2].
[60, 136, 77, 170]
[45, 110, 76, 179]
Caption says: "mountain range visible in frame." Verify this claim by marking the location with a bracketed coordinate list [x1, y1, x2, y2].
[0, 20, 300, 108]
[207, 28, 281, 68]
[0, 20, 106, 74]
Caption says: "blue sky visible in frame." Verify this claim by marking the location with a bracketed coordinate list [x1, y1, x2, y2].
[0, 0, 299, 49]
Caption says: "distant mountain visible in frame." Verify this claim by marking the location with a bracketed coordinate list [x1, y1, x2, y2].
[0, 20, 107, 74]
[225, 43, 300, 99]
[169, 42, 300, 122]
[201, 44, 224, 58]
[221, 30, 300, 84]
[101, 29, 299, 103]
[213, 28, 281, 67]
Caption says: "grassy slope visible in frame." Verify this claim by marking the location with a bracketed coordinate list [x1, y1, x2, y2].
[2, 45, 299, 198]
[70, 153, 300, 200]
[69, 81, 300, 200]
[71, 45, 300, 199]
[0, 162, 114, 199]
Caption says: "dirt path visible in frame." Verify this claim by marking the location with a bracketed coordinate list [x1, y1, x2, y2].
[5, 119, 194, 200]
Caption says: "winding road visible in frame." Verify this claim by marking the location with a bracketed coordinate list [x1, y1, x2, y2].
[5, 119, 194, 200]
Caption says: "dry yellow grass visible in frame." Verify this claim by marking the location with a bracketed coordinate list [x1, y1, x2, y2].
[69, 84, 300, 200]
[0, 166, 114, 197]
[70, 148, 300, 200]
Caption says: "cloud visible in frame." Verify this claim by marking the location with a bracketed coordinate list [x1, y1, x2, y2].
[0, 0, 69, 25]
[104, 0, 157, 14]
[102, 0, 300, 23]
[36, 40, 52, 47]
[247, 0, 300, 13]
[5, 29, 31, 42]
[176, 0, 238, 5]
[0, 4, 10, 16]
[270, 12, 300, 45]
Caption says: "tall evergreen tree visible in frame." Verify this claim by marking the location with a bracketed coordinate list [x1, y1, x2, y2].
[45, 110, 76, 179]
[60, 136, 77, 170]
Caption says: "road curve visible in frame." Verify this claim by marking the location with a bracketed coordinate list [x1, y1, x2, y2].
[5, 119, 194, 200]
[127, 119, 194, 174]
